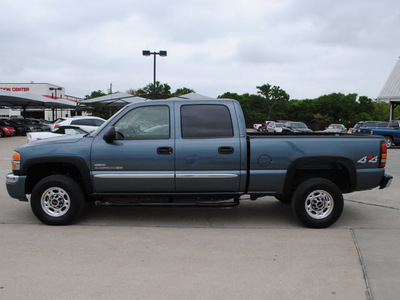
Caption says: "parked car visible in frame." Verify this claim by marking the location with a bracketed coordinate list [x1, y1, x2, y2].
[253, 121, 272, 132]
[368, 127, 400, 148]
[253, 123, 262, 131]
[388, 120, 400, 129]
[359, 121, 388, 134]
[351, 121, 365, 134]
[364, 120, 400, 148]
[52, 116, 105, 132]
[284, 121, 312, 132]
[26, 125, 88, 143]
[0, 119, 18, 135]
[266, 121, 290, 132]
[0, 121, 16, 137]
[324, 124, 347, 133]
[26, 119, 51, 131]
[3, 119, 31, 136]
[19, 119, 49, 132]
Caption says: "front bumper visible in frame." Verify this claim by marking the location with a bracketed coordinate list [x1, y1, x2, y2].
[6, 173, 28, 201]
[379, 174, 393, 189]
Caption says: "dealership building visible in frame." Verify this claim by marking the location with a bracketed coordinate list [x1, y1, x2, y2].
[0, 82, 81, 120]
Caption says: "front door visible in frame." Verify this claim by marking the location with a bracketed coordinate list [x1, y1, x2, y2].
[91, 104, 175, 193]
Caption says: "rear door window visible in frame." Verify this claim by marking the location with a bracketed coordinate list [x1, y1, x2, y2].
[181, 104, 233, 138]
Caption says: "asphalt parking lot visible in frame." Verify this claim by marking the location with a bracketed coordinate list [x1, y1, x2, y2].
[0, 136, 399, 300]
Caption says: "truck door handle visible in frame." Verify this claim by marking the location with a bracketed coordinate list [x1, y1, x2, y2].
[157, 147, 173, 155]
[218, 146, 234, 154]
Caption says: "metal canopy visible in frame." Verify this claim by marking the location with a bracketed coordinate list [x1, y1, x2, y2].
[168, 92, 215, 100]
[80, 92, 146, 107]
[377, 57, 400, 103]
[377, 57, 400, 120]
[0, 89, 77, 108]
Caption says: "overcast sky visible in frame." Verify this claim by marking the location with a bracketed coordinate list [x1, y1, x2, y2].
[1, 0, 399, 100]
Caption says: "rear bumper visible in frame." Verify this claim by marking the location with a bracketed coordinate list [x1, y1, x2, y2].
[379, 174, 393, 189]
[6, 173, 28, 201]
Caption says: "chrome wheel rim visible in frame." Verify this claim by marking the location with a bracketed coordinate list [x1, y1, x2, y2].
[41, 187, 70, 217]
[305, 190, 334, 219]
[385, 138, 392, 148]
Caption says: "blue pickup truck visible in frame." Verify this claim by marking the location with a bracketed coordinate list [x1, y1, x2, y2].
[6, 98, 392, 228]
[362, 120, 400, 148]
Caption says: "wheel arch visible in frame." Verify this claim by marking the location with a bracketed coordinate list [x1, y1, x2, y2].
[283, 156, 357, 196]
[23, 156, 93, 196]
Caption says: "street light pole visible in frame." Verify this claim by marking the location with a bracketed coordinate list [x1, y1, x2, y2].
[142, 50, 167, 99]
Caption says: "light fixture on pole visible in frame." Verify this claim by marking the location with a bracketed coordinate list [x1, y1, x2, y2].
[49, 87, 62, 99]
[49, 87, 62, 120]
[142, 50, 167, 99]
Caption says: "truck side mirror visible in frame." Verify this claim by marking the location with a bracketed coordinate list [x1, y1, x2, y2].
[103, 126, 116, 143]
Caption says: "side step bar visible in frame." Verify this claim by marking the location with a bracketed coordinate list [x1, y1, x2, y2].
[96, 197, 240, 208]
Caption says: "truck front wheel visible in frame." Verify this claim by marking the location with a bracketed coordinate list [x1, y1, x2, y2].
[291, 178, 343, 228]
[30, 175, 85, 225]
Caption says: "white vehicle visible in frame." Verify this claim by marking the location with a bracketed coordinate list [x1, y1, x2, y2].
[27, 125, 88, 143]
[267, 121, 289, 132]
[253, 123, 262, 131]
[253, 121, 272, 132]
[51, 116, 105, 132]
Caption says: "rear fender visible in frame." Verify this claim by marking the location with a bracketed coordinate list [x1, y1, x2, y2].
[284, 156, 357, 194]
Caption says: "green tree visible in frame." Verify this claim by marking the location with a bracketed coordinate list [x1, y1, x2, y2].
[256, 84, 290, 120]
[313, 113, 334, 125]
[82, 90, 113, 119]
[84, 90, 106, 100]
[128, 82, 171, 99]
[372, 102, 390, 121]
[172, 87, 195, 97]
[218, 92, 242, 101]
[358, 96, 374, 115]
[89, 103, 116, 119]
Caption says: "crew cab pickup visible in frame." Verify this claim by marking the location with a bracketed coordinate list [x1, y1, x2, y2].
[6, 98, 392, 228]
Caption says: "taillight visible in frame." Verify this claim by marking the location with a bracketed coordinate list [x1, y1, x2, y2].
[54, 124, 60, 129]
[380, 141, 387, 168]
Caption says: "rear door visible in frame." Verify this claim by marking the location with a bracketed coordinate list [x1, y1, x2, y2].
[174, 101, 243, 193]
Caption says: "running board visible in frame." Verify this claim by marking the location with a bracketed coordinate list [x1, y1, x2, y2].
[95, 197, 240, 208]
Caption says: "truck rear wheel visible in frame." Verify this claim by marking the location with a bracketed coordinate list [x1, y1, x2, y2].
[291, 178, 343, 228]
[30, 175, 85, 225]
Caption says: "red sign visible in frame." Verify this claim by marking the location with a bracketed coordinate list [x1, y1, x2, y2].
[0, 87, 30, 92]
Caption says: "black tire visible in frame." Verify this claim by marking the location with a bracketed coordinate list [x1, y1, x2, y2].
[384, 136, 393, 149]
[30, 175, 85, 225]
[291, 178, 343, 228]
[0, 130, 4, 137]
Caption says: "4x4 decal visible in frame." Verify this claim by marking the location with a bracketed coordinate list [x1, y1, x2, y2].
[358, 155, 378, 164]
